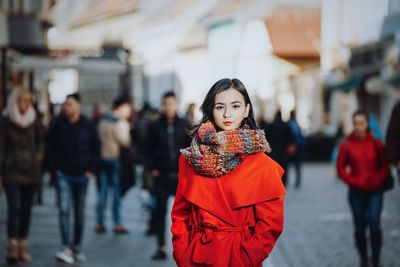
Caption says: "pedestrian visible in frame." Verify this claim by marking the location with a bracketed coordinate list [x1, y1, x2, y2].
[0, 89, 44, 264]
[336, 110, 390, 267]
[262, 110, 296, 186]
[147, 91, 191, 260]
[46, 93, 100, 264]
[96, 97, 131, 234]
[171, 78, 286, 267]
[131, 104, 160, 235]
[386, 100, 400, 180]
[288, 110, 305, 188]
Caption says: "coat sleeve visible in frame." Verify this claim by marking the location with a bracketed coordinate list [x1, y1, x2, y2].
[114, 120, 131, 147]
[171, 159, 192, 265]
[370, 140, 389, 188]
[89, 121, 100, 174]
[336, 143, 357, 187]
[34, 119, 45, 163]
[0, 117, 5, 180]
[45, 120, 57, 172]
[240, 195, 285, 267]
[386, 103, 400, 165]
[145, 122, 158, 172]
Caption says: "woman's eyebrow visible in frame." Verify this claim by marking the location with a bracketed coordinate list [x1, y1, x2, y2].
[215, 101, 242, 105]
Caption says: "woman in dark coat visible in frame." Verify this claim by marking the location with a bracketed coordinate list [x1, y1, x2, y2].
[0, 89, 43, 264]
[336, 110, 389, 267]
[171, 79, 285, 266]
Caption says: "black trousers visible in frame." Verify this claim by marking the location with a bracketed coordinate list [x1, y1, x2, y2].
[153, 173, 177, 248]
[3, 181, 36, 239]
[154, 192, 169, 247]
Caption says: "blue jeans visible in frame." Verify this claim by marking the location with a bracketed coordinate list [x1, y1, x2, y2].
[97, 159, 122, 226]
[56, 172, 88, 248]
[348, 188, 383, 234]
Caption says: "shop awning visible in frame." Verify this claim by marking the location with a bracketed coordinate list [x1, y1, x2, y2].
[265, 8, 320, 59]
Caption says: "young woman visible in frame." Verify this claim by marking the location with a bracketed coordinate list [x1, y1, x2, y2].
[171, 78, 286, 267]
[0, 89, 43, 264]
[336, 110, 388, 267]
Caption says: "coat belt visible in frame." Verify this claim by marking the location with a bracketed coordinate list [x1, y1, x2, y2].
[193, 224, 251, 244]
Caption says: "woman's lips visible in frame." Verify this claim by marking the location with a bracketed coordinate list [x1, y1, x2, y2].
[223, 121, 233, 125]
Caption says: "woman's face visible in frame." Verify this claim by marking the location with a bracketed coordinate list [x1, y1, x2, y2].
[17, 96, 32, 115]
[353, 114, 369, 138]
[212, 88, 250, 131]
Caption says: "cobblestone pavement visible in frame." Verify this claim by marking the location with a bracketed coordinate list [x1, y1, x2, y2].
[0, 163, 399, 267]
[269, 164, 400, 267]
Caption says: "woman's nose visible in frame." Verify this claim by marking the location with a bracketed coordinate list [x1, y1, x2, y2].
[223, 108, 232, 118]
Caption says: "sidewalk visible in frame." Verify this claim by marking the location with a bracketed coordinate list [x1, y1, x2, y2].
[269, 164, 400, 267]
[0, 163, 399, 267]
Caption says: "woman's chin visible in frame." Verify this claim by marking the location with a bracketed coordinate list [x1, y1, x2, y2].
[218, 125, 237, 131]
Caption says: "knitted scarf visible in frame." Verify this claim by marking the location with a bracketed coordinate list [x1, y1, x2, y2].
[181, 122, 271, 177]
[2, 89, 36, 128]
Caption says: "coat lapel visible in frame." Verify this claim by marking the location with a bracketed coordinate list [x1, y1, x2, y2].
[180, 157, 238, 225]
[220, 153, 286, 209]
[179, 153, 286, 225]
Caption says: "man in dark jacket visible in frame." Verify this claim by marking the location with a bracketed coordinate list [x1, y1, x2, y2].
[46, 93, 100, 264]
[386, 100, 400, 179]
[147, 91, 191, 260]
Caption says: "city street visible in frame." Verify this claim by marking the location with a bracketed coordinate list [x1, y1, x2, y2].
[0, 163, 399, 267]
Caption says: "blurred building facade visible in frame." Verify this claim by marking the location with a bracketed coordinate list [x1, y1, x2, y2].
[322, 0, 400, 137]
[47, 0, 323, 128]
[5, 0, 398, 147]
[0, 0, 137, 117]
[0, 0, 55, 115]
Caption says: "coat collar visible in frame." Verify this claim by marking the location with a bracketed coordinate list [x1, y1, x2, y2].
[178, 153, 286, 226]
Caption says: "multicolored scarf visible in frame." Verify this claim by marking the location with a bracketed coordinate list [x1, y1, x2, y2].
[181, 122, 271, 177]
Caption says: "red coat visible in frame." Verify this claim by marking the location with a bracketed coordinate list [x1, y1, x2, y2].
[171, 152, 286, 267]
[336, 132, 389, 192]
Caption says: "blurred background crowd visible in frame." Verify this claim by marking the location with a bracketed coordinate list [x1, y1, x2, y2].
[0, 0, 400, 267]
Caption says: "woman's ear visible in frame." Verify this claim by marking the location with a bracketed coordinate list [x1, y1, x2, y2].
[245, 104, 250, 118]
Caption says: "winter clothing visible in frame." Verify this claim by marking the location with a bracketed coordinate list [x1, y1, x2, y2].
[181, 122, 270, 177]
[146, 114, 191, 248]
[0, 117, 43, 185]
[146, 115, 191, 177]
[336, 132, 388, 192]
[47, 113, 99, 254]
[98, 113, 130, 159]
[337, 131, 387, 267]
[97, 113, 131, 227]
[171, 153, 285, 267]
[2, 89, 36, 128]
[0, 91, 43, 264]
[386, 101, 400, 165]
[46, 114, 100, 176]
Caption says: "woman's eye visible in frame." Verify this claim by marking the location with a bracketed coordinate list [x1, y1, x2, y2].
[233, 105, 241, 109]
[215, 106, 224, 111]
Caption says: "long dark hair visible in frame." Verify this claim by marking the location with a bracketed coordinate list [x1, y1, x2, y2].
[352, 109, 371, 132]
[190, 78, 257, 137]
